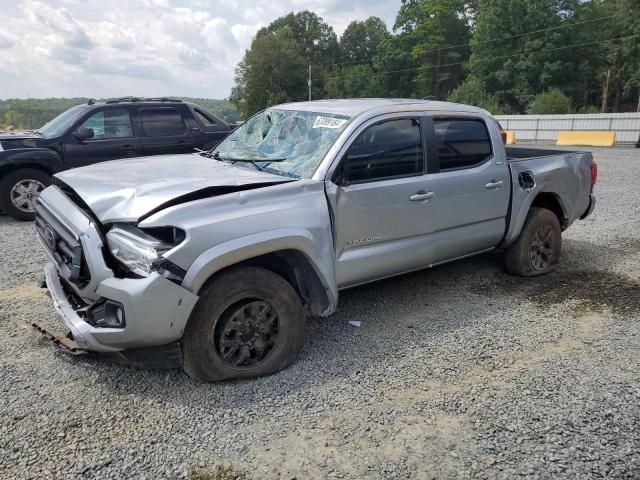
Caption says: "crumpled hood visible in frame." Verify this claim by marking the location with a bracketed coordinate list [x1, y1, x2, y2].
[54, 153, 295, 223]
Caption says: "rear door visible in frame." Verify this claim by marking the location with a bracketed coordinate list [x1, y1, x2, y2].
[63, 107, 138, 168]
[138, 106, 195, 156]
[328, 114, 434, 288]
[417, 115, 510, 264]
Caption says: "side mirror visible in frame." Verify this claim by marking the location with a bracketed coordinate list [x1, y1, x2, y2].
[73, 127, 94, 142]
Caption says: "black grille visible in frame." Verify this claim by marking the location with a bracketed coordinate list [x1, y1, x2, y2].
[35, 201, 90, 286]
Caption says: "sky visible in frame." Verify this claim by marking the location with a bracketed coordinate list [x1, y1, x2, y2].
[0, 0, 398, 100]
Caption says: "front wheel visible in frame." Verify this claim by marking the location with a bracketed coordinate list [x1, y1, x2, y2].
[0, 168, 51, 221]
[182, 266, 306, 382]
[504, 207, 562, 277]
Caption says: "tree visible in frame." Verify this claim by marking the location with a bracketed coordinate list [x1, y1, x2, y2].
[468, 0, 581, 113]
[340, 17, 389, 63]
[529, 88, 572, 114]
[230, 27, 307, 118]
[232, 11, 339, 113]
[448, 76, 501, 113]
[325, 65, 382, 98]
[395, 0, 471, 99]
[373, 34, 418, 98]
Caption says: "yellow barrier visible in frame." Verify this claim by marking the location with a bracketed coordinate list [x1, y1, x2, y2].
[556, 131, 616, 147]
[506, 131, 516, 145]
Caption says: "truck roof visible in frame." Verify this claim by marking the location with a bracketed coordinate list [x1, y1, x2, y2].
[274, 98, 489, 118]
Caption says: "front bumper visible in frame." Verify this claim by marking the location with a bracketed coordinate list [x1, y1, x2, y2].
[37, 186, 199, 352]
[44, 262, 198, 351]
[580, 194, 596, 219]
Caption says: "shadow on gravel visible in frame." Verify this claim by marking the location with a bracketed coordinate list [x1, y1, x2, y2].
[469, 238, 640, 316]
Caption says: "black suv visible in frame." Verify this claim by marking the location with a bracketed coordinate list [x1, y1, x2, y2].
[0, 98, 231, 220]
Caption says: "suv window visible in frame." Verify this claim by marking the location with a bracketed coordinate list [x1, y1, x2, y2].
[79, 109, 133, 139]
[194, 108, 218, 126]
[342, 118, 423, 183]
[433, 118, 493, 171]
[140, 107, 186, 136]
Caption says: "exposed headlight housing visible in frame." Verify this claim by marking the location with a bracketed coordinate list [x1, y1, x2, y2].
[106, 224, 183, 277]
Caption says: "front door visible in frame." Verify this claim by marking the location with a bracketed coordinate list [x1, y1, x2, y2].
[328, 115, 434, 288]
[64, 107, 138, 168]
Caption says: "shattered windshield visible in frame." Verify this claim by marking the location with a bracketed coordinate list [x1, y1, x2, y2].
[214, 108, 351, 178]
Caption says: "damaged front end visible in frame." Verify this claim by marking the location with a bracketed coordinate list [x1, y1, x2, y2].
[33, 186, 199, 368]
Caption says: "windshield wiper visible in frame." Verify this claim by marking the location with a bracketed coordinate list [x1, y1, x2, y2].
[208, 151, 288, 171]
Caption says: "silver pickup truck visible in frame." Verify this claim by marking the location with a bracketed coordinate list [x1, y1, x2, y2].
[34, 99, 597, 381]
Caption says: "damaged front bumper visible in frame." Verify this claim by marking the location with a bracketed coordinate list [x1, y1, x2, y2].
[42, 262, 198, 353]
[36, 186, 199, 356]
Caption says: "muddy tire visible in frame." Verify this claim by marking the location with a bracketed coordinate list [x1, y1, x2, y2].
[182, 266, 306, 382]
[504, 207, 562, 277]
[0, 168, 51, 221]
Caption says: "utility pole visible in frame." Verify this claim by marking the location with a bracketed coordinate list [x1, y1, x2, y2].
[308, 65, 312, 101]
[601, 69, 610, 113]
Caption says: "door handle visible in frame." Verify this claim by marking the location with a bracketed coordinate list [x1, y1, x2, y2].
[485, 180, 504, 190]
[121, 144, 135, 150]
[410, 191, 435, 202]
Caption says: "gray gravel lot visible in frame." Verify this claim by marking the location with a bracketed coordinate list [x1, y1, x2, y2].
[1, 147, 639, 479]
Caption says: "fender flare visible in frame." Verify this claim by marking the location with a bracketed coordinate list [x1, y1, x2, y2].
[0, 148, 64, 176]
[502, 186, 568, 247]
[180, 228, 338, 316]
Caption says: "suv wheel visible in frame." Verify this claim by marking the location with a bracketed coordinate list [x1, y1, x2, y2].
[182, 266, 306, 382]
[0, 169, 51, 221]
[504, 207, 562, 277]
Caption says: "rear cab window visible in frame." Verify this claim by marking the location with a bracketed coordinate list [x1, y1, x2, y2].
[140, 107, 186, 136]
[433, 118, 493, 171]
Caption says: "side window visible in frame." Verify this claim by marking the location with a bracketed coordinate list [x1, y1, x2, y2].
[79, 109, 133, 139]
[194, 108, 218, 126]
[140, 107, 186, 136]
[342, 118, 423, 183]
[433, 118, 493, 171]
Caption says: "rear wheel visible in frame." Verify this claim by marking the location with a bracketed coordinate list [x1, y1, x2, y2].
[182, 266, 306, 382]
[504, 207, 562, 277]
[0, 168, 51, 221]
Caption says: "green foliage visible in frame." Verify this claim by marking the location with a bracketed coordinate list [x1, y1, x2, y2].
[448, 77, 501, 114]
[0, 97, 240, 130]
[231, 11, 338, 116]
[230, 27, 307, 118]
[340, 17, 389, 63]
[326, 64, 382, 98]
[529, 89, 572, 114]
[396, 0, 471, 99]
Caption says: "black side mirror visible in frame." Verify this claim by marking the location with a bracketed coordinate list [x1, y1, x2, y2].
[73, 127, 94, 142]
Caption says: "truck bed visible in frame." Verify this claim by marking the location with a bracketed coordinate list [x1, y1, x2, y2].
[502, 147, 594, 246]
[506, 146, 586, 162]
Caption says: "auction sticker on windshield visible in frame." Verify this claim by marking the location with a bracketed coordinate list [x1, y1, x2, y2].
[313, 116, 348, 129]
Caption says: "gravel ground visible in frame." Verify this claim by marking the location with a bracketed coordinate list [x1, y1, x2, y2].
[1, 147, 639, 479]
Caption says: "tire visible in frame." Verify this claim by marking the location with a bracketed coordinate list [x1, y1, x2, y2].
[182, 266, 306, 382]
[0, 168, 51, 221]
[504, 207, 562, 277]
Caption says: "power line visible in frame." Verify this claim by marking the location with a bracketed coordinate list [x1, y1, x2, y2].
[323, 33, 640, 82]
[311, 9, 637, 70]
